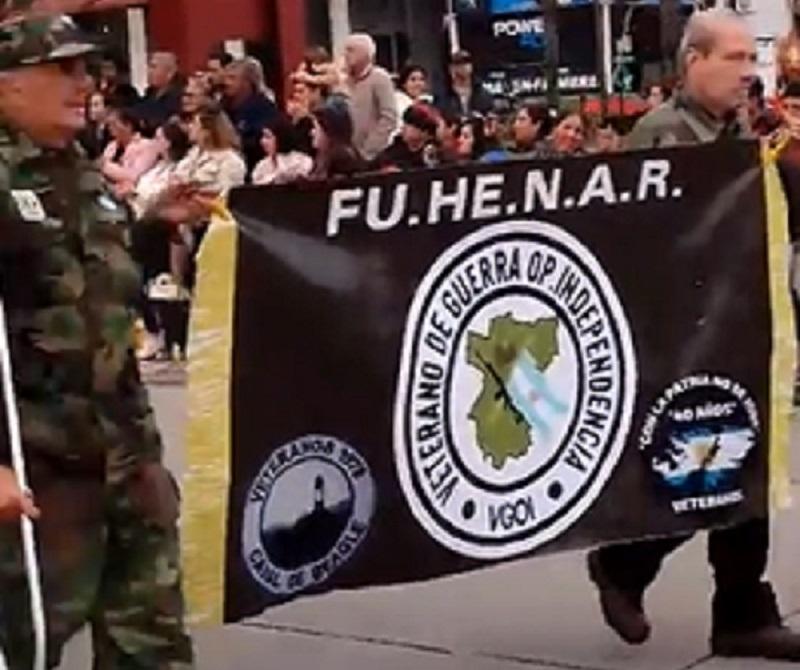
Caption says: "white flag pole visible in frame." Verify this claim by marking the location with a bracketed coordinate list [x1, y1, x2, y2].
[0, 299, 46, 670]
[445, 0, 461, 54]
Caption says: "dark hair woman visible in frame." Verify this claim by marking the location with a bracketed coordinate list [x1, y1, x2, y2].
[161, 118, 193, 163]
[252, 115, 313, 185]
[309, 99, 366, 179]
[129, 118, 192, 220]
[128, 118, 193, 360]
[451, 115, 486, 163]
[396, 63, 430, 123]
[107, 107, 141, 147]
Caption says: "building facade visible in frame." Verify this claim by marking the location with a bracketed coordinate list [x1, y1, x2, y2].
[148, 0, 307, 93]
[79, 0, 308, 94]
[80, 0, 791, 102]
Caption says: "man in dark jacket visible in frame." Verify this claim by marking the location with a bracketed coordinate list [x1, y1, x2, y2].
[223, 57, 278, 173]
[136, 51, 183, 136]
[435, 50, 494, 118]
[98, 55, 140, 109]
[588, 9, 800, 662]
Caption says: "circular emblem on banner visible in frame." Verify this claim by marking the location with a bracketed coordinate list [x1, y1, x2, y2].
[640, 375, 759, 515]
[242, 435, 375, 595]
[394, 221, 637, 560]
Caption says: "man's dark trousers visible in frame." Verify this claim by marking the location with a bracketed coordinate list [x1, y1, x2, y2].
[596, 518, 775, 633]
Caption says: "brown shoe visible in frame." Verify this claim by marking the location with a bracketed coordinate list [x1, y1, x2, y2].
[587, 550, 651, 645]
[712, 625, 800, 661]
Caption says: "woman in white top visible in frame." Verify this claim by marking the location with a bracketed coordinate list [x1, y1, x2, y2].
[252, 115, 313, 185]
[157, 104, 246, 308]
[154, 105, 246, 229]
[129, 119, 193, 360]
[175, 104, 247, 197]
[395, 64, 431, 131]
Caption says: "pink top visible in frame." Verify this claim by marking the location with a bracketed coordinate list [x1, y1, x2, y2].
[101, 134, 161, 187]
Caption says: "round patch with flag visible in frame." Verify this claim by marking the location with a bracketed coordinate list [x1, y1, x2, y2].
[640, 374, 759, 515]
[394, 221, 638, 560]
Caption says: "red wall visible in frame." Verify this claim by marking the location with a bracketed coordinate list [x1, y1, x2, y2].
[273, 0, 308, 97]
[148, 0, 271, 71]
[275, 0, 306, 83]
[147, 0, 307, 98]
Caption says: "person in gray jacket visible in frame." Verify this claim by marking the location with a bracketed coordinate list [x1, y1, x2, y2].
[343, 33, 398, 161]
[588, 9, 800, 662]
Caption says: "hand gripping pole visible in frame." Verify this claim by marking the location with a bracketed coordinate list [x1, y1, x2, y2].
[0, 299, 45, 670]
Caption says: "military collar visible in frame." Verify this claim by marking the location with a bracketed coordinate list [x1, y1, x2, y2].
[674, 92, 744, 142]
[0, 126, 83, 165]
[0, 125, 43, 163]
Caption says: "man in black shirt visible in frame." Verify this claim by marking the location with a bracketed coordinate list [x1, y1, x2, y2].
[136, 51, 184, 137]
[435, 50, 494, 118]
[98, 56, 140, 109]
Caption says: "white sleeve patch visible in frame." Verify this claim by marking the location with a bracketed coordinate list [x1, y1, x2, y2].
[11, 190, 46, 222]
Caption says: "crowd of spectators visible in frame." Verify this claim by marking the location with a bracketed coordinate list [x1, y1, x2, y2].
[83, 33, 781, 366]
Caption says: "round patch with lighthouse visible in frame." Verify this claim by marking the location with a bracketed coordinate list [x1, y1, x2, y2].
[241, 435, 375, 595]
[394, 221, 637, 560]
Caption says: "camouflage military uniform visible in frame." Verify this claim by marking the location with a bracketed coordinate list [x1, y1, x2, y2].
[0, 16, 192, 670]
[626, 92, 747, 150]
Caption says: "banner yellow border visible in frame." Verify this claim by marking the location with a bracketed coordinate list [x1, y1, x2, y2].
[179, 153, 793, 624]
[764, 151, 796, 510]
[182, 213, 238, 626]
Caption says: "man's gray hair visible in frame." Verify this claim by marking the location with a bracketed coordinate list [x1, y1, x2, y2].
[346, 33, 377, 61]
[677, 8, 747, 74]
[229, 57, 267, 94]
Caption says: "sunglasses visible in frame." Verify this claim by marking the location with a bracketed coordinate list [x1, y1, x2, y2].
[56, 58, 89, 79]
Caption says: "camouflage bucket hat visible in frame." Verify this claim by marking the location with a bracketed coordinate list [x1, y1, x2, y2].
[0, 13, 101, 71]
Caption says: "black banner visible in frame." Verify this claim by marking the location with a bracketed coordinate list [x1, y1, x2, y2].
[183, 142, 792, 624]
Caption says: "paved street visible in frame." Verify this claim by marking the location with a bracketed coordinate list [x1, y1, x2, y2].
[60, 386, 800, 670]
